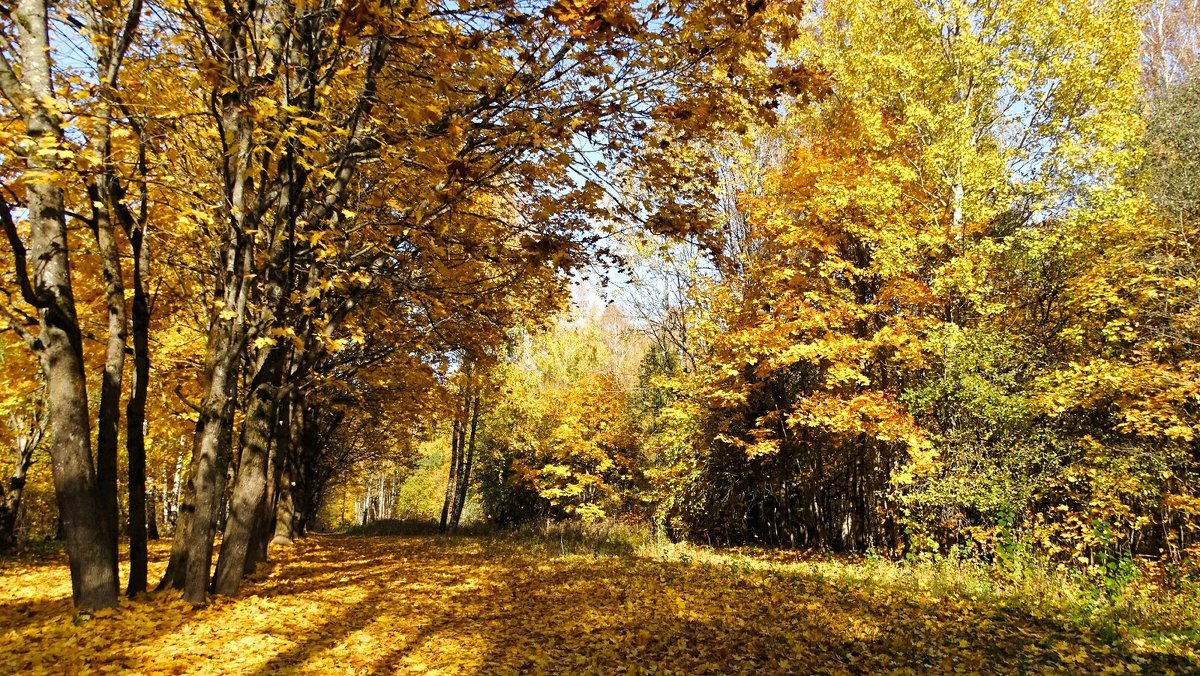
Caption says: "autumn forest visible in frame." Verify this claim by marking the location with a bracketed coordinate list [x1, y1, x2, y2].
[0, 0, 1198, 671]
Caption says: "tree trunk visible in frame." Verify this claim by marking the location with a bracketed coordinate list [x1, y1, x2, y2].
[0, 503, 18, 554]
[87, 0, 149, 597]
[439, 414, 463, 533]
[159, 309, 244, 600]
[263, 396, 289, 548]
[166, 46, 255, 601]
[247, 436, 277, 571]
[182, 352, 241, 605]
[167, 451, 183, 532]
[449, 396, 480, 532]
[0, 0, 118, 610]
[32, 158, 119, 610]
[273, 461, 299, 544]
[125, 218, 151, 596]
[273, 393, 304, 544]
[90, 173, 126, 599]
[213, 343, 286, 595]
[163, 6, 260, 604]
[249, 400, 286, 569]
[158, 451, 198, 590]
[0, 425, 40, 553]
[90, 165, 126, 602]
[296, 404, 327, 536]
[147, 489, 160, 541]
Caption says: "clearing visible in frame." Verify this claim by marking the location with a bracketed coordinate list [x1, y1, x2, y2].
[1, 534, 1196, 674]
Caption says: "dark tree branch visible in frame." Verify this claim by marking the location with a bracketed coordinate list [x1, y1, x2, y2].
[0, 196, 46, 308]
[0, 302, 41, 351]
[174, 383, 203, 414]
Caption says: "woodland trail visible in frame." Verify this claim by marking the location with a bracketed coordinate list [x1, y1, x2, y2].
[1, 534, 1195, 675]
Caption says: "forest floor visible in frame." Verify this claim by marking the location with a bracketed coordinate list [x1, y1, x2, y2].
[1, 532, 1198, 674]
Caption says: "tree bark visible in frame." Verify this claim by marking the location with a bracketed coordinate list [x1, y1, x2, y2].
[183, 348, 242, 604]
[272, 406, 300, 544]
[88, 0, 147, 598]
[159, 310, 245, 601]
[265, 395, 290, 547]
[213, 343, 286, 595]
[158, 451, 198, 590]
[296, 404, 334, 536]
[249, 397, 288, 569]
[27, 117, 118, 609]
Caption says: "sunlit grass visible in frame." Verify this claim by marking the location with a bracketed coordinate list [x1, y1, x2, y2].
[1, 532, 1196, 674]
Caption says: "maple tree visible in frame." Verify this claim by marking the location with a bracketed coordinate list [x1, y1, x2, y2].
[640, 0, 1148, 551]
[0, 0, 158, 609]
[0, 0, 780, 607]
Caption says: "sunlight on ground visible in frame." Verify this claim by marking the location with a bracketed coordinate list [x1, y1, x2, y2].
[1, 535, 1195, 674]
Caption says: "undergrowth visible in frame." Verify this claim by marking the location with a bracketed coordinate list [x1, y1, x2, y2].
[648, 536, 1200, 657]
[334, 516, 1200, 656]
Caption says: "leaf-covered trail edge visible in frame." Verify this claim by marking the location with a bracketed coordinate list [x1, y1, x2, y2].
[0, 535, 1195, 674]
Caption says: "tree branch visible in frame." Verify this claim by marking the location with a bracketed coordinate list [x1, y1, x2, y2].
[174, 383, 203, 414]
[0, 302, 41, 352]
[106, 0, 144, 88]
[0, 195, 46, 308]
[0, 50, 28, 117]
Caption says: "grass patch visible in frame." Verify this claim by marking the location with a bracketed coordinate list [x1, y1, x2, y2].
[646, 539, 1200, 659]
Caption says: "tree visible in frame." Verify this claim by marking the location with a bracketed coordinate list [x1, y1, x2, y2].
[1142, 0, 1200, 92]
[0, 0, 152, 609]
[473, 309, 648, 525]
[650, 0, 1152, 553]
